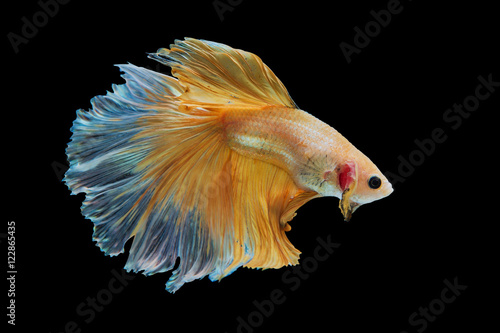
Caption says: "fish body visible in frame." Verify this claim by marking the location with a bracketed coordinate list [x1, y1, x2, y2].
[65, 38, 393, 292]
[224, 105, 391, 204]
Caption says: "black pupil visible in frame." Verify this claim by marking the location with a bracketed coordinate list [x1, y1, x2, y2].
[368, 176, 381, 189]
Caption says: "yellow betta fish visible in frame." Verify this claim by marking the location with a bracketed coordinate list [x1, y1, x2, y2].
[65, 38, 393, 292]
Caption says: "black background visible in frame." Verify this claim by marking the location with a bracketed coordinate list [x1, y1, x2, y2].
[5, 0, 498, 332]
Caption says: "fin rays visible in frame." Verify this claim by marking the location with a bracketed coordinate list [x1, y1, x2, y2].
[148, 38, 297, 108]
[65, 39, 315, 292]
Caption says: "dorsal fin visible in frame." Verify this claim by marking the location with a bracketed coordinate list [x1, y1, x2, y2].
[148, 38, 298, 108]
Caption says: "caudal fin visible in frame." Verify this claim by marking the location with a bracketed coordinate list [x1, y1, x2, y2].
[65, 38, 316, 292]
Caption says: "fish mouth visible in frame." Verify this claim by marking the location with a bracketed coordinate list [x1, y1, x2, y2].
[382, 179, 394, 197]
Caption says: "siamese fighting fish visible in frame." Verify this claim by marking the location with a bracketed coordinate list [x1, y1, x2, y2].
[65, 38, 393, 292]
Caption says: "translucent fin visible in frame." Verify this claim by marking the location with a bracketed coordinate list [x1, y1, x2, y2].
[148, 38, 298, 108]
[229, 153, 318, 271]
[65, 39, 315, 292]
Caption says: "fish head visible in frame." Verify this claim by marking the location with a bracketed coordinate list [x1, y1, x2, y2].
[337, 156, 393, 221]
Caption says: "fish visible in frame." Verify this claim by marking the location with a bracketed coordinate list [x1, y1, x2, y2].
[64, 38, 393, 292]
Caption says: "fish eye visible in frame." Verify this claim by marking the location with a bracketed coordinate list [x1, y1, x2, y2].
[368, 176, 382, 189]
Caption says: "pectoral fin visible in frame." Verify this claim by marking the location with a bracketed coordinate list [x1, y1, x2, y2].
[338, 161, 359, 221]
[339, 186, 360, 222]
